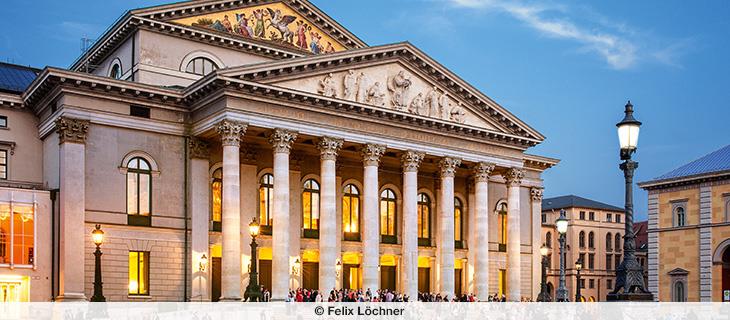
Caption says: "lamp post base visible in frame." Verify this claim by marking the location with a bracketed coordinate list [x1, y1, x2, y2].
[606, 292, 654, 301]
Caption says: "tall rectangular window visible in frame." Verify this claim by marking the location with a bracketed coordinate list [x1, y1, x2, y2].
[588, 254, 595, 270]
[606, 213, 612, 222]
[0, 203, 34, 266]
[589, 212, 595, 221]
[0, 116, 7, 128]
[128, 251, 149, 296]
[0, 150, 7, 180]
[606, 254, 612, 270]
[607, 279, 613, 289]
[616, 215, 621, 223]
[498, 269, 506, 298]
[589, 279, 595, 289]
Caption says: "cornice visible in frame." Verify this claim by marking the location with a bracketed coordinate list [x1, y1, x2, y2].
[523, 153, 560, 171]
[0, 93, 24, 109]
[638, 171, 730, 191]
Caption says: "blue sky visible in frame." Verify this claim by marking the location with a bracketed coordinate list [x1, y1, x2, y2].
[2, 0, 729, 221]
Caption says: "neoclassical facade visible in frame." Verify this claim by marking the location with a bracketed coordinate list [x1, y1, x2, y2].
[0, 0, 558, 301]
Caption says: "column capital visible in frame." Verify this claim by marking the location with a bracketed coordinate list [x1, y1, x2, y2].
[472, 162, 495, 182]
[215, 119, 248, 147]
[188, 137, 210, 159]
[268, 128, 298, 154]
[361, 143, 386, 166]
[55, 117, 89, 145]
[401, 151, 425, 172]
[530, 187, 544, 202]
[503, 167, 525, 187]
[317, 136, 344, 161]
[438, 157, 462, 178]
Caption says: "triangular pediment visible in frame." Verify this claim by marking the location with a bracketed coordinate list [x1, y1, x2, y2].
[132, 0, 365, 55]
[217, 43, 544, 141]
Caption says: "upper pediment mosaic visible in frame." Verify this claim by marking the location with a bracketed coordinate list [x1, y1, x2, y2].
[170, 2, 348, 55]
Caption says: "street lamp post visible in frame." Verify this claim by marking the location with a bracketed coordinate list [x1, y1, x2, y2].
[90, 224, 106, 302]
[537, 244, 552, 302]
[555, 210, 569, 302]
[607, 101, 654, 301]
[244, 218, 262, 302]
[575, 258, 583, 302]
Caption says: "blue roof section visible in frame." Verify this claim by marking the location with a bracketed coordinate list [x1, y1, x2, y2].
[542, 195, 624, 212]
[0, 62, 40, 93]
[652, 144, 730, 181]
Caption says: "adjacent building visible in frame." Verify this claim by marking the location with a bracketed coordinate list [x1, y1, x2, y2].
[639, 144, 730, 302]
[541, 195, 625, 302]
[0, 0, 558, 301]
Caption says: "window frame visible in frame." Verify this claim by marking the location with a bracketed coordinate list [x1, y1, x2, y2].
[579, 231, 586, 248]
[185, 57, 219, 76]
[418, 193, 432, 247]
[497, 201, 508, 252]
[302, 178, 321, 238]
[588, 231, 595, 249]
[210, 167, 222, 232]
[0, 149, 7, 180]
[128, 251, 150, 296]
[258, 173, 274, 235]
[615, 233, 622, 252]
[454, 197, 464, 249]
[606, 232, 613, 252]
[379, 188, 397, 244]
[126, 157, 152, 227]
[546, 231, 552, 248]
[674, 206, 686, 227]
[0, 200, 37, 268]
[672, 280, 686, 302]
[343, 184, 361, 242]
[0, 115, 7, 129]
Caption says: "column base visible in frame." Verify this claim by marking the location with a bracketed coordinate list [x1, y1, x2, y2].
[606, 292, 654, 301]
[55, 293, 88, 302]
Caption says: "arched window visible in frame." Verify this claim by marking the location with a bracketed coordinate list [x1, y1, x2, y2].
[211, 168, 222, 231]
[110, 62, 122, 79]
[380, 189, 397, 244]
[259, 173, 274, 234]
[343, 184, 360, 241]
[579, 231, 586, 248]
[418, 193, 432, 246]
[546, 232, 552, 248]
[588, 231, 595, 249]
[302, 179, 320, 238]
[454, 197, 464, 246]
[673, 281, 686, 302]
[606, 233, 613, 252]
[185, 57, 219, 76]
[615, 233, 622, 252]
[675, 207, 686, 227]
[127, 157, 152, 226]
[497, 201, 507, 252]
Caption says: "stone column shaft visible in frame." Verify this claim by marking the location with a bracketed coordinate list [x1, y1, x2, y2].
[473, 162, 494, 301]
[270, 129, 297, 300]
[401, 151, 424, 300]
[504, 168, 525, 301]
[438, 157, 461, 299]
[318, 137, 342, 293]
[530, 188, 544, 301]
[56, 117, 89, 301]
[189, 138, 211, 301]
[362, 144, 386, 291]
[216, 120, 247, 301]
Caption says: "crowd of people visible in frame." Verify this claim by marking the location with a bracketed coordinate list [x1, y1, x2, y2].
[271, 287, 533, 302]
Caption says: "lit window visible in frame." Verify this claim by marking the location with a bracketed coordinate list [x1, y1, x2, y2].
[0, 203, 34, 265]
[302, 179, 320, 236]
[127, 157, 152, 226]
[128, 251, 149, 295]
[185, 57, 219, 76]
[343, 184, 360, 241]
[211, 168, 222, 231]
[380, 189, 397, 243]
[0, 150, 7, 180]
[418, 193, 431, 246]
[258, 173, 274, 229]
[498, 269, 506, 298]
[497, 202, 507, 252]
[454, 197, 463, 243]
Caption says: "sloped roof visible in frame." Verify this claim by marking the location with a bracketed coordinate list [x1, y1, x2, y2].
[0, 62, 40, 93]
[650, 144, 730, 182]
[542, 195, 623, 212]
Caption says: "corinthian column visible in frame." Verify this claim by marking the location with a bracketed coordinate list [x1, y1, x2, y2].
[56, 117, 89, 302]
[216, 120, 247, 301]
[361, 143, 386, 291]
[438, 157, 461, 299]
[269, 128, 297, 300]
[530, 187, 544, 300]
[401, 151, 424, 300]
[503, 168, 524, 301]
[473, 162, 494, 301]
[317, 136, 343, 293]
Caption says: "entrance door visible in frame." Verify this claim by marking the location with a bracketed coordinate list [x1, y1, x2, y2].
[211, 257, 221, 302]
[343, 264, 360, 290]
[302, 262, 319, 290]
[454, 268, 462, 297]
[259, 260, 272, 293]
[418, 267, 430, 293]
[380, 266, 396, 292]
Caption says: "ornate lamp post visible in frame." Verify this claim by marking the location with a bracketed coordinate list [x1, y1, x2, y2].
[537, 244, 552, 302]
[90, 224, 106, 302]
[575, 258, 583, 302]
[244, 218, 262, 302]
[607, 101, 654, 301]
[555, 209, 569, 302]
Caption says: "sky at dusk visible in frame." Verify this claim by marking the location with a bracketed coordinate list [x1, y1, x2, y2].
[2, 0, 729, 221]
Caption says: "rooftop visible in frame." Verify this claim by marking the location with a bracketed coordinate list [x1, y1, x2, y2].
[542, 195, 624, 212]
[0, 62, 40, 94]
[644, 144, 730, 184]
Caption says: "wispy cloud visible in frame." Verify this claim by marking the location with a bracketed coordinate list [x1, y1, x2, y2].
[45, 21, 101, 43]
[447, 0, 690, 70]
